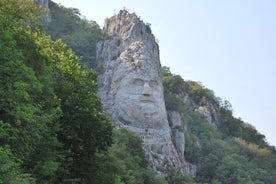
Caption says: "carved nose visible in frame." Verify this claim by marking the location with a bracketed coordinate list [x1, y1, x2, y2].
[142, 83, 151, 96]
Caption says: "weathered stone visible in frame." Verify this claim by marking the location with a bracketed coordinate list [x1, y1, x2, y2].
[36, 0, 51, 23]
[167, 111, 185, 157]
[197, 106, 212, 124]
[197, 105, 220, 125]
[37, 0, 48, 8]
[96, 10, 193, 175]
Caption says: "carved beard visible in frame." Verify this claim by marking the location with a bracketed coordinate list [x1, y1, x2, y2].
[115, 94, 167, 129]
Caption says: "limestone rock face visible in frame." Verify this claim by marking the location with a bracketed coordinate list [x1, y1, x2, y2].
[167, 111, 185, 157]
[197, 105, 220, 125]
[197, 106, 212, 124]
[37, 0, 48, 8]
[97, 10, 190, 174]
[36, 0, 51, 23]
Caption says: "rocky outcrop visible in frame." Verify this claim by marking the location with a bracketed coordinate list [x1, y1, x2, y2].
[97, 10, 193, 175]
[37, 0, 49, 8]
[36, 0, 51, 24]
[167, 111, 185, 157]
[196, 104, 220, 125]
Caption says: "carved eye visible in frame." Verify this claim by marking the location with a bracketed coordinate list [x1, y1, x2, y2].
[133, 79, 144, 86]
[149, 80, 158, 87]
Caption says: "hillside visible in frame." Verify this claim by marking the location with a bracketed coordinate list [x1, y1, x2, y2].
[44, 0, 101, 68]
[1, 0, 276, 183]
[162, 67, 276, 183]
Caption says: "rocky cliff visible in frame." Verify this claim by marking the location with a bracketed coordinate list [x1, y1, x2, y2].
[37, 0, 48, 8]
[97, 10, 195, 175]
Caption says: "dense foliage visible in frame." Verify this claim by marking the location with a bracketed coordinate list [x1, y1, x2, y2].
[162, 67, 276, 183]
[109, 129, 167, 184]
[44, 1, 101, 68]
[0, 0, 113, 183]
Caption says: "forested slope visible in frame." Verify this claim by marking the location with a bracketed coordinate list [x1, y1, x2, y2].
[1, 0, 276, 183]
[44, 0, 101, 68]
[162, 67, 276, 183]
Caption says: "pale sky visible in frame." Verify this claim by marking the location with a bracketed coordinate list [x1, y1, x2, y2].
[52, 0, 276, 146]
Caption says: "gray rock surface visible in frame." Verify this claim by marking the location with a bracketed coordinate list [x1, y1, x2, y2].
[37, 0, 48, 8]
[36, 0, 51, 23]
[197, 105, 220, 125]
[97, 10, 193, 174]
[167, 111, 185, 157]
[197, 106, 213, 124]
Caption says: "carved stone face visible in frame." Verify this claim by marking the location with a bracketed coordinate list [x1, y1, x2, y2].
[114, 68, 167, 129]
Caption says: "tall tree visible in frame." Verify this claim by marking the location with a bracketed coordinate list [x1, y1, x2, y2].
[0, 0, 114, 183]
[34, 31, 113, 183]
[45, 1, 101, 68]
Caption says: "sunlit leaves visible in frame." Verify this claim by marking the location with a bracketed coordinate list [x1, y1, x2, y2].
[45, 1, 101, 67]
[0, 0, 46, 31]
[0, 1, 111, 182]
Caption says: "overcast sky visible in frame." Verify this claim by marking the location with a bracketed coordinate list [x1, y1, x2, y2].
[52, 0, 276, 146]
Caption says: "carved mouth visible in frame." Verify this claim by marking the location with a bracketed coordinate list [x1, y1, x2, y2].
[139, 96, 154, 103]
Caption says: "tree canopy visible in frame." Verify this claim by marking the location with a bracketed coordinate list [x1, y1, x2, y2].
[0, 0, 113, 183]
[162, 67, 276, 183]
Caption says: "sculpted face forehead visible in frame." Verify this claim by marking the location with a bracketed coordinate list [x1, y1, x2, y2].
[114, 67, 159, 84]
[112, 41, 161, 83]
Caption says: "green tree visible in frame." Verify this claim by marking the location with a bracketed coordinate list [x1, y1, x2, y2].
[166, 166, 196, 184]
[0, 146, 35, 184]
[35, 33, 113, 183]
[0, 0, 45, 32]
[212, 155, 253, 184]
[0, 3, 63, 182]
[1, 1, 114, 183]
[110, 129, 167, 184]
[45, 1, 101, 68]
